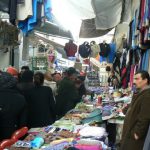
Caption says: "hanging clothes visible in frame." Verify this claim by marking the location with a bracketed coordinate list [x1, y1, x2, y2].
[17, 0, 46, 35]
[100, 56, 107, 62]
[146, 49, 150, 70]
[113, 52, 122, 76]
[79, 42, 91, 58]
[130, 65, 138, 88]
[9, 0, 18, 25]
[17, 0, 33, 21]
[18, 0, 43, 35]
[142, 49, 150, 71]
[121, 67, 127, 89]
[120, 49, 127, 69]
[99, 42, 111, 58]
[90, 41, 100, 58]
[64, 41, 77, 57]
[108, 43, 116, 63]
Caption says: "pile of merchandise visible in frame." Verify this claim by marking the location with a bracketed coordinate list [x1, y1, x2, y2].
[1, 87, 133, 150]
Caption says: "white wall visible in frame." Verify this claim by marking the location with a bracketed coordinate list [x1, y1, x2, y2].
[0, 51, 10, 70]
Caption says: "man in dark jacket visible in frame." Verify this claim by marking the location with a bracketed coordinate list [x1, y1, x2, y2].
[0, 72, 27, 140]
[56, 67, 79, 119]
[120, 71, 150, 150]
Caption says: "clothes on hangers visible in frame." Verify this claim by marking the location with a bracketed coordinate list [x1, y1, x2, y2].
[64, 41, 77, 57]
[108, 43, 116, 63]
[90, 41, 100, 58]
[17, 0, 51, 35]
[141, 49, 150, 71]
[9, 0, 18, 25]
[99, 43, 110, 58]
[113, 52, 122, 76]
[79, 42, 91, 58]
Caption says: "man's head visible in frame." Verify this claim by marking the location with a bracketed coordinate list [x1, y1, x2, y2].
[67, 67, 78, 82]
[52, 73, 62, 82]
[44, 71, 53, 81]
[21, 70, 34, 83]
[134, 71, 150, 89]
[21, 66, 29, 73]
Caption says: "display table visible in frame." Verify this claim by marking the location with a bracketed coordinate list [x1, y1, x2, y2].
[3, 91, 131, 150]
[7, 102, 108, 150]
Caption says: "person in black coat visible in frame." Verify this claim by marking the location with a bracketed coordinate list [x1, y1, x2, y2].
[0, 72, 27, 141]
[24, 72, 56, 128]
[56, 67, 79, 119]
[17, 70, 34, 95]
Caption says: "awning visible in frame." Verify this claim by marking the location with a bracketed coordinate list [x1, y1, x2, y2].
[35, 21, 73, 40]
[91, 0, 122, 30]
[79, 18, 113, 38]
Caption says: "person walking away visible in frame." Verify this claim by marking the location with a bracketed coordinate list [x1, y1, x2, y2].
[17, 70, 34, 95]
[120, 71, 150, 150]
[0, 72, 27, 140]
[24, 72, 56, 128]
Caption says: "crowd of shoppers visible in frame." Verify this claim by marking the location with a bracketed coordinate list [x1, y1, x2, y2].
[0, 66, 86, 140]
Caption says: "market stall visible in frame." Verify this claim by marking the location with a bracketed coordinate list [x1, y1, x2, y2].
[0, 86, 133, 150]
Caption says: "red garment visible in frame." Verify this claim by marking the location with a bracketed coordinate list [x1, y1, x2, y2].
[7, 67, 18, 78]
[130, 65, 135, 88]
[140, 0, 146, 28]
[64, 42, 77, 57]
[121, 67, 127, 89]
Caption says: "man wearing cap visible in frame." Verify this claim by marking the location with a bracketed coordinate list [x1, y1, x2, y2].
[7, 66, 19, 79]
[56, 67, 79, 119]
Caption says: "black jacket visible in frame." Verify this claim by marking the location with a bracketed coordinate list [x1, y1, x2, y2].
[0, 89, 27, 140]
[24, 86, 56, 128]
[56, 78, 79, 119]
[17, 82, 34, 95]
[99, 43, 110, 57]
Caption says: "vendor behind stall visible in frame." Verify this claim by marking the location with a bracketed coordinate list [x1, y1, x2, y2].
[75, 74, 86, 101]
[108, 71, 119, 89]
[120, 71, 150, 150]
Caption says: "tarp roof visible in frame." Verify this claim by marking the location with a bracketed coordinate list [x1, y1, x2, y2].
[53, 0, 139, 38]
[35, 21, 73, 40]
